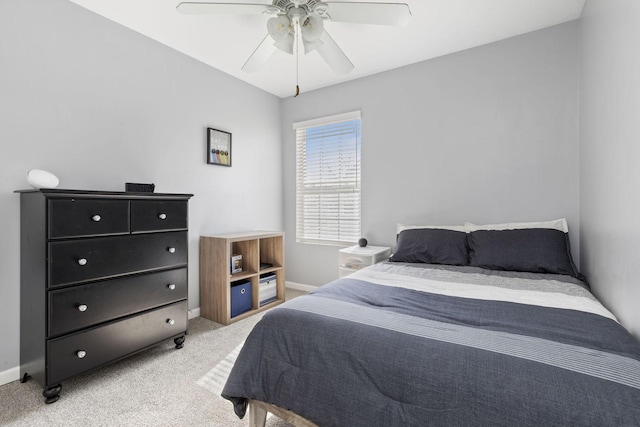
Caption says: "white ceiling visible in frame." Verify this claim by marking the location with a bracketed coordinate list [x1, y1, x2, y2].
[69, 0, 585, 98]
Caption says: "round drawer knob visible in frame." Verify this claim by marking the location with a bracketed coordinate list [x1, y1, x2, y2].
[168, 247, 176, 254]
[240, 288, 246, 295]
[158, 213, 167, 220]
[167, 284, 176, 290]
[91, 214, 101, 222]
[166, 319, 175, 326]
[76, 350, 87, 359]
[77, 304, 88, 312]
[78, 258, 88, 266]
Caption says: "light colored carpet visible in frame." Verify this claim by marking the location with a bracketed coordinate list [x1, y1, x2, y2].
[0, 289, 307, 427]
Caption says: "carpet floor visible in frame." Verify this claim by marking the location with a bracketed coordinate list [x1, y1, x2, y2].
[0, 289, 308, 427]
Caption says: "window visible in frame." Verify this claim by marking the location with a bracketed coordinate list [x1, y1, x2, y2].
[294, 111, 361, 245]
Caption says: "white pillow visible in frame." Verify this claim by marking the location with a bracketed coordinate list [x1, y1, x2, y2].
[397, 223, 467, 234]
[464, 218, 568, 233]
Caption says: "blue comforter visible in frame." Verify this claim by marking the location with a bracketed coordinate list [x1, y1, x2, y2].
[222, 263, 640, 426]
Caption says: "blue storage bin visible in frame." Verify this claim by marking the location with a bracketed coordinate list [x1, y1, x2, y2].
[231, 280, 252, 318]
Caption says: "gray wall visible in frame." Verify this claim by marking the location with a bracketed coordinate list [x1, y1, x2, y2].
[281, 22, 581, 287]
[580, 1, 640, 337]
[0, 0, 282, 378]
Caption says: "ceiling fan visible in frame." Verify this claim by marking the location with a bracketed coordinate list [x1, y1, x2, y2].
[176, 1, 411, 95]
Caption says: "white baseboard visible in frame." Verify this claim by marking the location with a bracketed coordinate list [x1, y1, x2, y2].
[0, 366, 20, 387]
[3, 285, 314, 387]
[186, 282, 317, 321]
[2, 308, 202, 386]
[188, 307, 201, 320]
[286, 281, 318, 292]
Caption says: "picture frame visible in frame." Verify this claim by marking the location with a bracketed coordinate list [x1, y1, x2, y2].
[207, 128, 232, 167]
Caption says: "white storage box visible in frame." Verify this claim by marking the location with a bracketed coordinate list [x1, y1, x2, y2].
[259, 273, 277, 306]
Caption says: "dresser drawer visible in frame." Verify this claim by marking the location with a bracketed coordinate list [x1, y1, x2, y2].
[49, 199, 129, 238]
[46, 301, 187, 385]
[49, 231, 188, 287]
[131, 200, 187, 232]
[48, 268, 187, 337]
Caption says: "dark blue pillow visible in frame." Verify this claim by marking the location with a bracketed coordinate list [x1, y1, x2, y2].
[467, 228, 579, 277]
[391, 228, 469, 265]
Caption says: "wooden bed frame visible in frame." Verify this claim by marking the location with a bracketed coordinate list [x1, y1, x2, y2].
[249, 400, 319, 427]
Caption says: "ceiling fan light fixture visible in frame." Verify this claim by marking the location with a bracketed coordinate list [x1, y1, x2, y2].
[273, 33, 295, 54]
[177, 0, 411, 85]
[302, 38, 324, 54]
[267, 14, 292, 43]
[301, 13, 324, 42]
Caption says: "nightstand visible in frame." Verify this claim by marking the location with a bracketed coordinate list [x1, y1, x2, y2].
[338, 245, 391, 277]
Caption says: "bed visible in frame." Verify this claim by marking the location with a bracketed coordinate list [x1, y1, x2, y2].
[222, 219, 640, 426]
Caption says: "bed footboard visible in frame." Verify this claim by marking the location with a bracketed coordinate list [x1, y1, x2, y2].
[249, 400, 319, 427]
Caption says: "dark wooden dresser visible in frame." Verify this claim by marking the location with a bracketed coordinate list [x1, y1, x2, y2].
[16, 189, 193, 403]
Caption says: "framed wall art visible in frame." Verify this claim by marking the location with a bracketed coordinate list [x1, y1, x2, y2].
[207, 128, 232, 167]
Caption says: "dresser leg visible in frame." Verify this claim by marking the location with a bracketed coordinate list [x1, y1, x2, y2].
[43, 384, 62, 404]
[20, 373, 30, 383]
[174, 335, 185, 349]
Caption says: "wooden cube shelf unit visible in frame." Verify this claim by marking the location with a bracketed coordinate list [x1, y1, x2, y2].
[200, 231, 285, 325]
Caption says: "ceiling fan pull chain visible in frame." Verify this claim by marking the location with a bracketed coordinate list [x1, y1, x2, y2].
[295, 18, 300, 97]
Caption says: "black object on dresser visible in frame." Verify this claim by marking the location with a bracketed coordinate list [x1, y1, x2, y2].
[16, 189, 193, 404]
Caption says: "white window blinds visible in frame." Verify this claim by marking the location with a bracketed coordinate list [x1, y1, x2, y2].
[294, 111, 361, 245]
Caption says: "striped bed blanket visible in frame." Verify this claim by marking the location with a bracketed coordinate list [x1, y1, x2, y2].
[222, 262, 640, 426]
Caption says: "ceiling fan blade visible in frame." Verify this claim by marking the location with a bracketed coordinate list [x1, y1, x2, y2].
[241, 34, 277, 73]
[176, 2, 274, 15]
[323, 2, 411, 26]
[316, 30, 354, 75]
